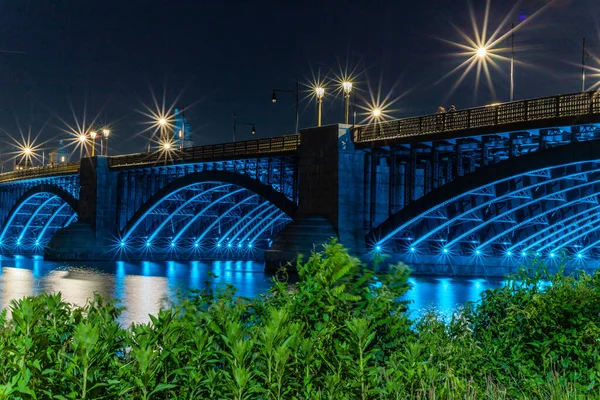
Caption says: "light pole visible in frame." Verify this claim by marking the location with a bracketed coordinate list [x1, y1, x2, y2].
[342, 81, 353, 124]
[102, 129, 110, 156]
[582, 37, 592, 92]
[271, 78, 299, 133]
[90, 131, 97, 156]
[510, 22, 515, 101]
[315, 87, 325, 127]
[233, 112, 256, 143]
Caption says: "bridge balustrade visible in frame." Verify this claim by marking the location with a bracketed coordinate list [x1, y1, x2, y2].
[356, 91, 600, 142]
[0, 162, 80, 184]
[109, 134, 301, 168]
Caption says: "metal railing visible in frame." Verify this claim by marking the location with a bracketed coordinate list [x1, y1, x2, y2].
[109, 134, 301, 168]
[356, 91, 600, 142]
[0, 162, 80, 184]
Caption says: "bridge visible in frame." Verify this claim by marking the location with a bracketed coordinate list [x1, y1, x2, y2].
[2, 91, 600, 276]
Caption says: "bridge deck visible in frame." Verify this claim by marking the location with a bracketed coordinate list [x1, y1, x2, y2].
[355, 91, 600, 146]
[0, 162, 80, 184]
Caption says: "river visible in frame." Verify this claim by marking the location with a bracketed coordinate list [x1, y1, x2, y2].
[0, 255, 506, 325]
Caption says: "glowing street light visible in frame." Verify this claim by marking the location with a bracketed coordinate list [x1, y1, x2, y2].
[102, 129, 110, 156]
[315, 87, 325, 127]
[233, 112, 256, 142]
[342, 81, 353, 124]
[372, 108, 382, 118]
[162, 142, 171, 150]
[159, 118, 167, 126]
[90, 131, 97, 156]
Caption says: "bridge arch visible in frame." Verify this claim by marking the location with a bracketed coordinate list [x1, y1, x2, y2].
[368, 140, 600, 261]
[0, 184, 79, 251]
[120, 171, 297, 254]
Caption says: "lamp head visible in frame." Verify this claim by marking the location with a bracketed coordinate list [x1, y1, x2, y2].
[476, 47, 487, 58]
[90, 131, 97, 139]
[271, 91, 277, 103]
[163, 142, 171, 150]
[315, 87, 325, 99]
[102, 129, 110, 137]
[372, 108, 382, 117]
[342, 81, 353, 93]
[159, 117, 167, 126]
[78, 134, 87, 142]
[251, 125, 256, 135]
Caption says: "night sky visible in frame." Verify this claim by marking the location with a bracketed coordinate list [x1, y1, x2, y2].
[0, 0, 595, 161]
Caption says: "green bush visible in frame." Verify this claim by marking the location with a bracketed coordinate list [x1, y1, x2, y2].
[0, 241, 598, 398]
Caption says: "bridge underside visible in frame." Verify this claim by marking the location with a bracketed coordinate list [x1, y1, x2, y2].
[0, 192, 77, 255]
[116, 180, 293, 260]
[369, 141, 600, 276]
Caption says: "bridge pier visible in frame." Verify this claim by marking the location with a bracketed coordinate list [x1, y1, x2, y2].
[265, 124, 367, 271]
[46, 157, 119, 260]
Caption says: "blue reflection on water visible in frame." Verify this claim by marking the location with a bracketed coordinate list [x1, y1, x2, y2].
[0, 256, 510, 325]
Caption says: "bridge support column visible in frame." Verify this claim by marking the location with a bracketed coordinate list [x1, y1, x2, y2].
[265, 124, 366, 272]
[46, 157, 119, 260]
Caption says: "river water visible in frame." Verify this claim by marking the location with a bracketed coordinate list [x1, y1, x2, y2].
[0, 255, 506, 325]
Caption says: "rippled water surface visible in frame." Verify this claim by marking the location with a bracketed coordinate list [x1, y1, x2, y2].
[0, 256, 506, 325]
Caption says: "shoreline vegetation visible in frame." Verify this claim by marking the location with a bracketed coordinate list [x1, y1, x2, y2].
[1, 241, 599, 399]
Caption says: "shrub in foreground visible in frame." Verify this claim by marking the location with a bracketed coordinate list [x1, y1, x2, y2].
[0, 241, 599, 398]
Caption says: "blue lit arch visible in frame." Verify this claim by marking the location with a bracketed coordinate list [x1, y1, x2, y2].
[0, 184, 78, 251]
[120, 171, 296, 254]
[368, 140, 600, 261]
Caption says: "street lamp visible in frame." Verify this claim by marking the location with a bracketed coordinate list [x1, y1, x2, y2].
[315, 87, 325, 127]
[102, 129, 110, 156]
[78, 133, 87, 159]
[90, 131, 97, 156]
[372, 108, 381, 118]
[233, 112, 256, 142]
[476, 47, 487, 58]
[271, 78, 299, 133]
[342, 81, 353, 124]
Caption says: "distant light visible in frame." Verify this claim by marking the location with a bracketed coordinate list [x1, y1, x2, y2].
[577, 253, 583, 259]
[342, 81, 353, 93]
[372, 108, 382, 117]
[506, 251, 512, 256]
[35, 241, 39, 246]
[237, 243, 242, 248]
[163, 142, 171, 150]
[102, 129, 110, 137]
[78, 134, 87, 142]
[146, 241, 151, 247]
[475, 249, 481, 255]
[476, 47, 487, 58]
[170, 241, 176, 247]
[194, 243, 199, 248]
[23, 147, 32, 155]
[120, 241, 125, 247]
[375, 245, 381, 251]
[248, 243, 253, 248]
[227, 243, 232, 248]
[159, 118, 167, 126]
[90, 131, 97, 139]
[217, 243, 222, 248]
[410, 246, 415, 252]
[315, 87, 325, 99]
[443, 248, 449, 254]
[550, 253, 555, 258]
[522, 252, 526, 257]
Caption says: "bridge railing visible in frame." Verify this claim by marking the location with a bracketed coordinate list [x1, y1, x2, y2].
[0, 162, 80, 184]
[109, 134, 301, 168]
[355, 91, 600, 142]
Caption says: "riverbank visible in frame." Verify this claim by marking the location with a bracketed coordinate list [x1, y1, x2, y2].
[0, 241, 598, 398]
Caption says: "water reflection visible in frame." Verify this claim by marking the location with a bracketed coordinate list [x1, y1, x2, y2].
[0, 256, 508, 325]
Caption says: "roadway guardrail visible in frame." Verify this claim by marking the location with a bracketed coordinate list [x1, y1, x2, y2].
[0, 162, 80, 184]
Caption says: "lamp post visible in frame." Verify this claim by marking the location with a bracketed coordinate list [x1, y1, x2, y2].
[271, 78, 299, 133]
[233, 112, 256, 143]
[342, 81, 353, 124]
[582, 37, 593, 92]
[510, 22, 515, 101]
[90, 131, 97, 156]
[102, 129, 110, 156]
[78, 133, 87, 159]
[315, 87, 325, 127]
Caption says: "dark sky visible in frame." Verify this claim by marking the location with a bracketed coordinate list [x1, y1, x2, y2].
[0, 0, 595, 160]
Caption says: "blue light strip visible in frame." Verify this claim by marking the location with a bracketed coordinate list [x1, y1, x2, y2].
[540, 217, 600, 253]
[477, 197, 599, 250]
[378, 161, 600, 246]
[171, 188, 247, 243]
[239, 209, 285, 243]
[17, 196, 59, 242]
[246, 214, 289, 244]
[574, 232, 600, 255]
[193, 194, 259, 245]
[0, 193, 46, 244]
[146, 184, 230, 244]
[444, 178, 599, 249]
[216, 203, 274, 246]
[509, 205, 600, 252]
[121, 180, 221, 242]
[36, 203, 70, 243]
[223, 205, 278, 245]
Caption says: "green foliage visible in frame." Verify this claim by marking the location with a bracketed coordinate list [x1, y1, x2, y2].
[0, 241, 598, 398]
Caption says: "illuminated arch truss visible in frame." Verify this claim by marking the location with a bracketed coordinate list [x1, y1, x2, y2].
[372, 160, 600, 261]
[120, 181, 292, 255]
[0, 192, 77, 252]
